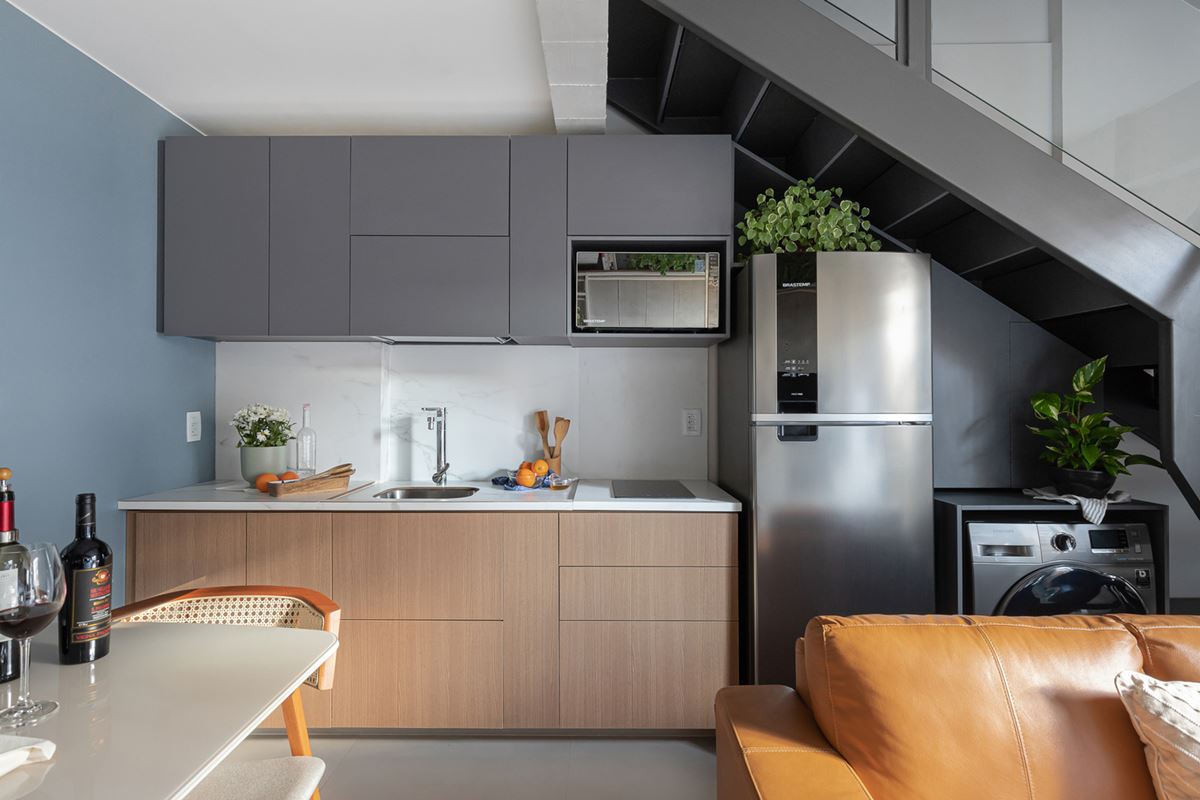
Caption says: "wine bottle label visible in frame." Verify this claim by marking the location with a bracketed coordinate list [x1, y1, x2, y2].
[69, 565, 112, 644]
[0, 568, 16, 614]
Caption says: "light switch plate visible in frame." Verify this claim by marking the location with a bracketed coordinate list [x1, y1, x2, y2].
[682, 408, 702, 437]
[186, 411, 202, 443]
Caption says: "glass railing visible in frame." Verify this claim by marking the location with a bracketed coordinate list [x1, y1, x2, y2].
[818, 0, 1200, 245]
[801, 0, 896, 59]
[929, 0, 1200, 244]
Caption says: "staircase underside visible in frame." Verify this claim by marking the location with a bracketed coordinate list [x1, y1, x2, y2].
[610, 0, 1200, 512]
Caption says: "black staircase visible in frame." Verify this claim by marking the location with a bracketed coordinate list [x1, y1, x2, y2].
[609, 0, 1200, 508]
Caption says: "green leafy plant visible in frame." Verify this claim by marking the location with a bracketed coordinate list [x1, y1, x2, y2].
[230, 403, 295, 448]
[1028, 355, 1162, 476]
[628, 253, 699, 275]
[736, 178, 881, 256]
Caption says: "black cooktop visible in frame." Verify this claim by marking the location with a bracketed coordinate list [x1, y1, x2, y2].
[610, 480, 695, 499]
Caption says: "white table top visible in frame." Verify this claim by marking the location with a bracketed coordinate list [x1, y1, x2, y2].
[118, 479, 741, 513]
[0, 622, 337, 800]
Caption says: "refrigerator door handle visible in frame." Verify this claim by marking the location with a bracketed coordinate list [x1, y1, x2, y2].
[751, 413, 932, 426]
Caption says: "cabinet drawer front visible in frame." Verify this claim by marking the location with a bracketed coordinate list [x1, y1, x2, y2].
[331, 620, 503, 728]
[560, 621, 736, 729]
[350, 236, 509, 338]
[333, 513, 503, 619]
[246, 512, 332, 596]
[560, 567, 736, 621]
[132, 512, 247, 601]
[350, 136, 509, 235]
[560, 513, 737, 566]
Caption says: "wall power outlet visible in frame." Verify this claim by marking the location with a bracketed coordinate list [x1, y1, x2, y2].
[186, 411, 202, 443]
[682, 408, 702, 437]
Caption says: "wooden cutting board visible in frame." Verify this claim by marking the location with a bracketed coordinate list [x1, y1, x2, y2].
[268, 464, 355, 497]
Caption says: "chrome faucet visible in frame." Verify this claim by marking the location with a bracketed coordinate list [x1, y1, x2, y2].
[423, 407, 449, 485]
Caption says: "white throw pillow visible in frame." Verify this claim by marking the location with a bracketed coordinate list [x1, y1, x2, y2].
[1115, 670, 1200, 799]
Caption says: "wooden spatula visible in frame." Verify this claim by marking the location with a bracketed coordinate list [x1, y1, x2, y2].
[552, 417, 571, 457]
[535, 410, 551, 458]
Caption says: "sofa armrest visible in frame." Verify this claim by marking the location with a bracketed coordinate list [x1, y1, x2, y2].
[716, 685, 872, 800]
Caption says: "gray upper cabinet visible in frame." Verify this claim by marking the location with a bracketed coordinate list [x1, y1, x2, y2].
[162, 137, 269, 336]
[510, 137, 568, 344]
[269, 137, 350, 336]
[350, 137, 509, 236]
[567, 135, 733, 236]
[350, 236, 509, 338]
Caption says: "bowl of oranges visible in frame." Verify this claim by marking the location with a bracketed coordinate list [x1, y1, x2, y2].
[495, 459, 555, 491]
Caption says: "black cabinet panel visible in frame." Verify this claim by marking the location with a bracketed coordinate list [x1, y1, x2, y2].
[350, 236, 509, 338]
[269, 137, 350, 335]
[350, 137, 509, 236]
[510, 137, 568, 344]
[163, 137, 269, 336]
[567, 135, 733, 236]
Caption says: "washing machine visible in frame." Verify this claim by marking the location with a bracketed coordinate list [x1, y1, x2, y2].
[967, 521, 1156, 615]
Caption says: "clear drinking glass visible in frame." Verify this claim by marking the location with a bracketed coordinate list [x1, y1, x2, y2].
[0, 543, 66, 727]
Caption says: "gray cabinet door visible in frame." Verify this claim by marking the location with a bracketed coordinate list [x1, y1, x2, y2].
[269, 137, 350, 335]
[510, 137, 568, 344]
[350, 236, 509, 338]
[567, 135, 733, 236]
[162, 137, 269, 336]
[350, 137, 509, 235]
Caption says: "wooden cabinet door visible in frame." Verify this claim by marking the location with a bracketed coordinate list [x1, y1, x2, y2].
[332, 620, 503, 728]
[567, 135, 733, 236]
[350, 136, 509, 235]
[560, 512, 737, 566]
[349, 235, 509, 338]
[131, 512, 247, 600]
[162, 137, 269, 336]
[332, 513, 503, 619]
[560, 621, 736, 729]
[269, 137, 351, 336]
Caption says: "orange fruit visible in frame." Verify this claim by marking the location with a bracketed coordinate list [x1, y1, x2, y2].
[515, 468, 537, 488]
[254, 473, 279, 493]
[279, 471, 299, 481]
[519, 461, 533, 472]
[532, 459, 549, 476]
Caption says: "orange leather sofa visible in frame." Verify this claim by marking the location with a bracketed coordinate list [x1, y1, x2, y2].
[716, 614, 1200, 800]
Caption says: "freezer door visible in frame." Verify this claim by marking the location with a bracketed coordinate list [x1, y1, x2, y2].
[752, 252, 932, 416]
[752, 423, 934, 686]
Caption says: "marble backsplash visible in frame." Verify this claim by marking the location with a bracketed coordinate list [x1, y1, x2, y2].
[215, 341, 710, 482]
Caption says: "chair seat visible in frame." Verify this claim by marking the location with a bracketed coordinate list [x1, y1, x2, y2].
[188, 756, 325, 800]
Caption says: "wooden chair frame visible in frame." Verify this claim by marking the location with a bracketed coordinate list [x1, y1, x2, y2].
[114, 586, 341, 800]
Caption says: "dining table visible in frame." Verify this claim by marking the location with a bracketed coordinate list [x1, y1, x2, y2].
[0, 621, 338, 799]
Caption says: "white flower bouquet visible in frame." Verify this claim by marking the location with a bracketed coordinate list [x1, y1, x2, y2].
[230, 403, 295, 448]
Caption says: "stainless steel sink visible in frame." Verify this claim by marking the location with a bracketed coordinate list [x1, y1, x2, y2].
[372, 486, 479, 500]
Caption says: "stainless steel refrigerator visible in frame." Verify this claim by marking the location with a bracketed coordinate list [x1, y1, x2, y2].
[717, 251, 935, 686]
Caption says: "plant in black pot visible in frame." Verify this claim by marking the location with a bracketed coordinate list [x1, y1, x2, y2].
[1028, 355, 1162, 498]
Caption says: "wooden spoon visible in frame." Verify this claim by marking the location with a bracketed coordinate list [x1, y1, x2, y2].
[535, 410, 551, 458]
[552, 417, 571, 458]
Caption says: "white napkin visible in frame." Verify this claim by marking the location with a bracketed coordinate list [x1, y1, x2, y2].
[0, 736, 54, 779]
[1023, 486, 1132, 525]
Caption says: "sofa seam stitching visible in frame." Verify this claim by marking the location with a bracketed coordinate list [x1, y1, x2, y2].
[976, 624, 1036, 800]
[822, 625, 840, 752]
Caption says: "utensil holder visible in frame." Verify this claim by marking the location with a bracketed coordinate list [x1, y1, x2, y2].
[548, 456, 562, 476]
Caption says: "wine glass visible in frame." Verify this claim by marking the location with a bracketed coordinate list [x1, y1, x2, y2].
[0, 543, 66, 727]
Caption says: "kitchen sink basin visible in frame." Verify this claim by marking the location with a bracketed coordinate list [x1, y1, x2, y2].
[372, 486, 479, 500]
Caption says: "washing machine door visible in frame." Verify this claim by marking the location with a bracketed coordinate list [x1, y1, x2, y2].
[996, 565, 1147, 616]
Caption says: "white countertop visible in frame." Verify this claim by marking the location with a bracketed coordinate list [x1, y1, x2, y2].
[6, 622, 336, 800]
[118, 479, 741, 513]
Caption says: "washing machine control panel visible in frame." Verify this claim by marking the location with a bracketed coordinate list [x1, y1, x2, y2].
[1038, 523, 1152, 563]
[1050, 532, 1077, 552]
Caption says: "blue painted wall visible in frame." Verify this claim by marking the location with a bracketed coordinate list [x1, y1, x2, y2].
[0, 4, 214, 605]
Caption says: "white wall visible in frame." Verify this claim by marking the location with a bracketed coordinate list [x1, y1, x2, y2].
[216, 341, 710, 483]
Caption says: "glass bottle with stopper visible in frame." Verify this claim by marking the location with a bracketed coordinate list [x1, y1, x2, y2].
[296, 404, 317, 477]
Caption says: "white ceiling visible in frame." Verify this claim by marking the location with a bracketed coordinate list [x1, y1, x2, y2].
[7, 0, 566, 135]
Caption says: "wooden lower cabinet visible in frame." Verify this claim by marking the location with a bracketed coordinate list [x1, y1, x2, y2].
[332, 620, 503, 728]
[126, 509, 737, 730]
[560, 621, 737, 729]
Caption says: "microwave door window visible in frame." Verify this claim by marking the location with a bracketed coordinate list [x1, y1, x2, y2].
[573, 249, 721, 332]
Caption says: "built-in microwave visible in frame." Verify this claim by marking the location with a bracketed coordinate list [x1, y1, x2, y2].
[570, 240, 726, 335]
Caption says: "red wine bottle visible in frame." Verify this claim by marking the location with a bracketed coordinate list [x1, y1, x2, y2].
[0, 468, 21, 683]
[58, 493, 112, 664]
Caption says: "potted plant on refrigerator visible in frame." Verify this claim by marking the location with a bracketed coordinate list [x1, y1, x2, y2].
[1027, 355, 1163, 498]
[736, 178, 880, 256]
[231, 403, 295, 485]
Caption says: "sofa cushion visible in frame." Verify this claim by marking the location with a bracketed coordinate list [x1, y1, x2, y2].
[1116, 615, 1200, 681]
[1115, 670, 1200, 800]
[804, 614, 1155, 800]
[795, 638, 811, 707]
